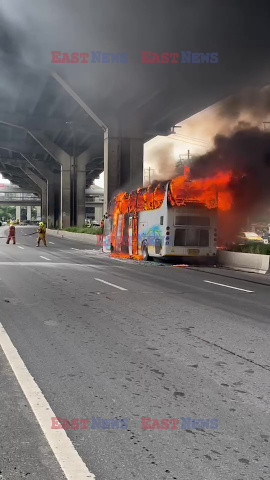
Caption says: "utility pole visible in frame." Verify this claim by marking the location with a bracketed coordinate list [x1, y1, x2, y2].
[144, 167, 155, 185]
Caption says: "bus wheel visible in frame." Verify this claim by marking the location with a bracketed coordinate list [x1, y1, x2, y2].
[142, 244, 150, 261]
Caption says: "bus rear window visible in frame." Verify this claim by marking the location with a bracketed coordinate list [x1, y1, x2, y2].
[174, 228, 209, 247]
[175, 216, 210, 226]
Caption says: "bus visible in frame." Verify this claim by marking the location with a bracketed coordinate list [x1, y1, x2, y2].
[103, 182, 218, 262]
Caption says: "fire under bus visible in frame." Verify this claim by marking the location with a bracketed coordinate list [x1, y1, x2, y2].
[103, 169, 232, 262]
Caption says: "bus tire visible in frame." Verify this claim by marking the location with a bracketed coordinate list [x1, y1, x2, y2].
[142, 244, 150, 261]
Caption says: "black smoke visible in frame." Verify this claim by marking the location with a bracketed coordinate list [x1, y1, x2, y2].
[190, 127, 270, 241]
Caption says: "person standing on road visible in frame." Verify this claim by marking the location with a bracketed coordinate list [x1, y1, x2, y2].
[100, 218, 104, 233]
[6, 221, 16, 245]
[36, 222, 47, 247]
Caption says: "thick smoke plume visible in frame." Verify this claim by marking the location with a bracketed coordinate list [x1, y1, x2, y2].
[219, 86, 270, 124]
[144, 142, 176, 184]
[190, 127, 270, 242]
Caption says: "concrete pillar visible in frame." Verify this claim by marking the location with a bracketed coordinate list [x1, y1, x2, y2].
[27, 206, 32, 221]
[95, 205, 103, 223]
[22, 168, 48, 225]
[104, 133, 144, 212]
[16, 206, 21, 222]
[61, 161, 71, 228]
[47, 181, 55, 229]
[21, 136, 72, 229]
[36, 206, 41, 221]
[39, 187, 47, 224]
[104, 131, 120, 213]
[25, 157, 60, 229]
[53, 173, 61, 228]
[76, 159, 88, 227]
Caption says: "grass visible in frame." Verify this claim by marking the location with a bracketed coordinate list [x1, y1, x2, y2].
[231, 242, 270, 255]
[63, 226, 103, 235]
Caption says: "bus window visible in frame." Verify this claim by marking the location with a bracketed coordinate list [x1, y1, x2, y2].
[199, 229, 209, 246]
[174, 228, 209, 247]
[186, 229, 199, 246]
[175, 215, 210, 226]
[174, 229, 186, 246]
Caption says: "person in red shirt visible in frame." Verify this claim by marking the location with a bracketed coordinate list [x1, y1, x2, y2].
[6, 221, 16, 245]
[100, 219, 104, 233]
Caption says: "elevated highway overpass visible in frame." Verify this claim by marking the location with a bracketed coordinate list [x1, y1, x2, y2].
[0, 0, 269, 227]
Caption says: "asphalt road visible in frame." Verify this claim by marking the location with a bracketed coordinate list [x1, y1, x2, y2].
[0, 226, 269, 480]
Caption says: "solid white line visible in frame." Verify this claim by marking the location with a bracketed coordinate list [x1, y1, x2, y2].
[17, 246, 24, 250]
[204, 280, 254, 293]
[40, 256, 50, 261]
[94, 277, 127, 291]
[0, 323, 95, 480]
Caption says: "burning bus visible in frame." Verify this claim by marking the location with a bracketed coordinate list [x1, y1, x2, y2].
[103, 168, 232, 262]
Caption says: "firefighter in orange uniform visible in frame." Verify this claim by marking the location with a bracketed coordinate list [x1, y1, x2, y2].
[6, 221, 16, 245]
[36, 222, 47, 247]
[100, 218, 104, 233]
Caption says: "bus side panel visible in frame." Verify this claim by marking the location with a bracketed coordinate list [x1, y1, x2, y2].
[138, 207, 167, 257]
[102, 217, 112, 253]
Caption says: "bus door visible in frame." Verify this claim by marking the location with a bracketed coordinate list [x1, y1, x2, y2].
[128, 215, 138, 256]
[115, 214, 123, 252]
[128, 216, 133, 256]
[102, 216, 112, 253]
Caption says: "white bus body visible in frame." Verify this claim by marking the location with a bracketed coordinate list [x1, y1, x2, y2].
[104, 184, 218, 261]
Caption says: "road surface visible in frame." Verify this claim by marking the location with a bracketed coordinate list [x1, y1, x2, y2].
[0, 226, 269, 480]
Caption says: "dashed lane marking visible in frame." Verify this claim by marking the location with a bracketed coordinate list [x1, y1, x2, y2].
[40, 256, 51, 261]
[49, 241, 55, 245]
[17, 246, 24, 249]
[0, 323, 95, 480]
[94, 277, 127, 291]
[204, 280, 254, 293]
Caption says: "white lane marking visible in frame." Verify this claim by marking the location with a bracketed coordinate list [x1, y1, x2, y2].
[0, 323, 95, 480]
[204, 280, 254, 293]
[17, 246, 24, 250]
[94, 278, 127, 291]
[49, 241, 55, 245]
[40, 256, 51, 261]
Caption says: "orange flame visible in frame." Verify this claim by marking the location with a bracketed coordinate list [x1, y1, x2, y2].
[110, 168, 233, 257]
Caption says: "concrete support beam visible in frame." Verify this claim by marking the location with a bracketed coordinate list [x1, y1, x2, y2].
[16, 206, 21, 222]
[95, 205, 103, 224]
[75, 148, 93, 227]
[36, 206, 41, 221]
[26, 132, 71, 227]
[51, 73, 107, 226]
[0, 122, 72, 228]
[21, 155, 60, 228]
[27, 206, 32, 221]
[103, 133, 144, 212]
[22, 167, 47, 224]
[104, 132, 120, 213]
[76, 160, 88, 227]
